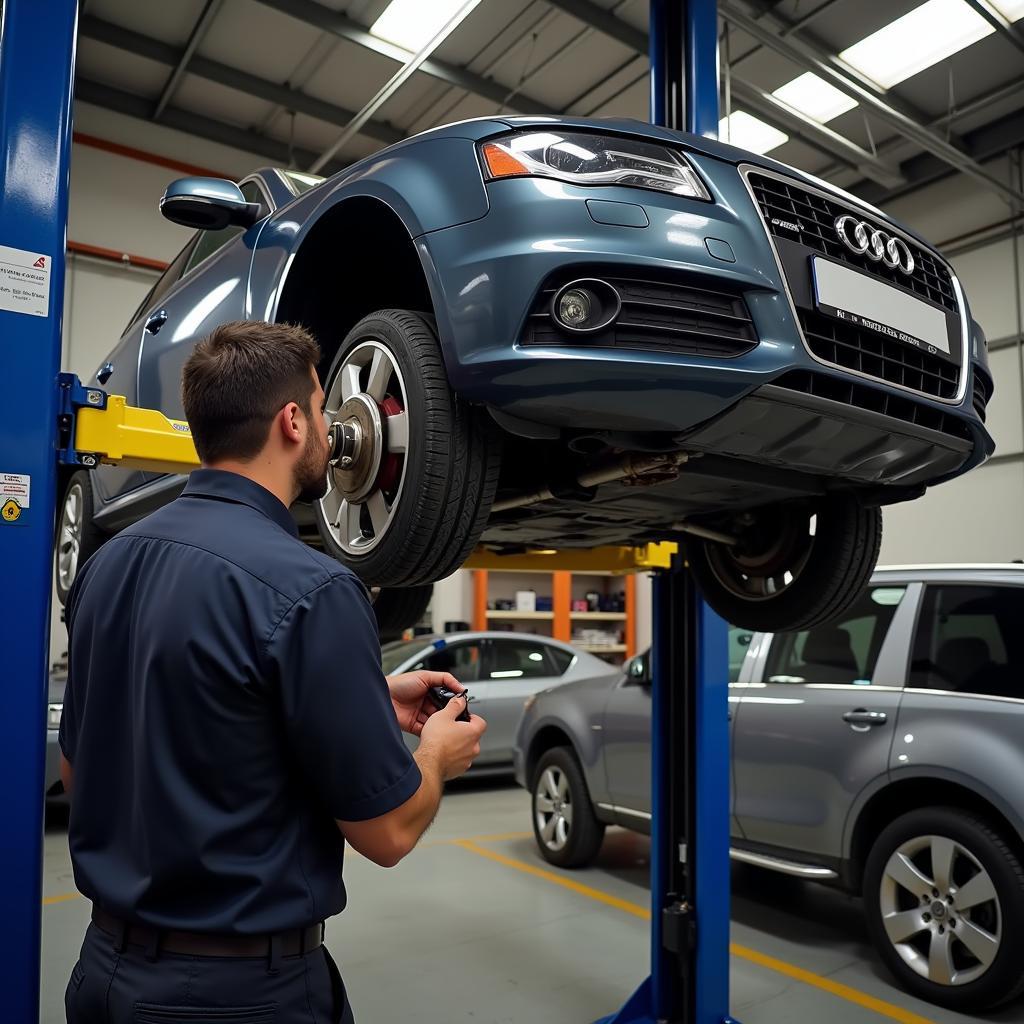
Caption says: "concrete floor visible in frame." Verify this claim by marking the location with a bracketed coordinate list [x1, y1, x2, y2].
[41, 780, 1023, 1024]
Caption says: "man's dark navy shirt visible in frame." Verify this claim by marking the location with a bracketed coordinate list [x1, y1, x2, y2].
[59, 469, 421, 934]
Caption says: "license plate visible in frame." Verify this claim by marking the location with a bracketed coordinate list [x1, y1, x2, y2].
[812, 256, 952, 358]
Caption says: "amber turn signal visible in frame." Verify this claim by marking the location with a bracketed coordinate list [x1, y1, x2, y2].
[481, 142, 529, 179]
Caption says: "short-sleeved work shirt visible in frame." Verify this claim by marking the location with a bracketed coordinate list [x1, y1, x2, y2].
[59, 469, 421, 934]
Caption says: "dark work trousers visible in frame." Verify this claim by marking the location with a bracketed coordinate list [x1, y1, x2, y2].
[65, 922, 355, 1024]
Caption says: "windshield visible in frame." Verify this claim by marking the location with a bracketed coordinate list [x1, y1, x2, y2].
[280, 169, 324, 195]
[381, 637, 436, 674]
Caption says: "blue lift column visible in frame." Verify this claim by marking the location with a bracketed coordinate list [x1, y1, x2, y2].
[598, 2, 733, 1023]
[0, 1, 79, 1019]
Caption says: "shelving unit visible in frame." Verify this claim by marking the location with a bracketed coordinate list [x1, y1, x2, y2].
[472, 567, 636, 661]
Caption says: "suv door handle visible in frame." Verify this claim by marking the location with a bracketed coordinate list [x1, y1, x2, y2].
[145, 309, 168, 334]
[843, 709, 887, 727]
[96, 362, 114, 385]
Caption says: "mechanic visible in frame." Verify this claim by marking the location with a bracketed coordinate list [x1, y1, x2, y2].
[58, 320, 486, 1023]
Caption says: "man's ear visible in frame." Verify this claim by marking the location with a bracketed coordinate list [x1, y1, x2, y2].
[277, 402, 303, 445]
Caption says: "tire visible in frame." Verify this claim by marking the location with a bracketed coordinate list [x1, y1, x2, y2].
[54, 472, 106, 606]
[372, 585, 433, 643]
[686, 494, 882, 632]
[314, 310, 501, 587]
[531, 747, 605, 869]
[863, 807, 1024, 1011]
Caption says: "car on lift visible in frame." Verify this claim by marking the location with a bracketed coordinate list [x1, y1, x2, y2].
[55, 117, 994, 633]
[381, 631, 618, 775]
[513, 564, 1024, 1012]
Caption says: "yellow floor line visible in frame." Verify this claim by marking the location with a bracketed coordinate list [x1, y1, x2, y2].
[42, 892, 81, 906]
[454, 840, 937, 1024]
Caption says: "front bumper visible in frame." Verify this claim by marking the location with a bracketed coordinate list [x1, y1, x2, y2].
[421, 160, 993, 482]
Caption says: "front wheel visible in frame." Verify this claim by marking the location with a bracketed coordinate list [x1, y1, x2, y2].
[54, 472, 106, 606]
[531, 747, 605, 869]
[864, 807, 1024, 1011]
[314, 310, 500, 588]
[685, 495, 881, 632]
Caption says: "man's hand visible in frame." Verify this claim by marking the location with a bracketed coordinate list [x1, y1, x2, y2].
[419, 696, 487, 781]
[387, 670, 465, 736]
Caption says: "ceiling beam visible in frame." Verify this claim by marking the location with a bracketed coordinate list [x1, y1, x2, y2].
[717, 0, 1024, 206]
[153, 0, 224, 120]
[962, 0, 1024, 58]
[79, 15, 403, 146]
[253, 0, 558, 116]
[75, 77, 346, 176]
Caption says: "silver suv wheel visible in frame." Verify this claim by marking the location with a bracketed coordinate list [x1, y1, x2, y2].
[534, 766, 573, 852]
[57, 481, 85, 592]
[879, 833, 1001, 987]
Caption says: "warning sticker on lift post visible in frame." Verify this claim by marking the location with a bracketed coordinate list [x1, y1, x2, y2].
[1, 472, 30, 525]
[0, 245, 51, 317]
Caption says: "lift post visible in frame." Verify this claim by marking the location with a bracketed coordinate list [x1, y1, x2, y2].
[0, 1, 79, 1018]
[597, 2, 735, 1022]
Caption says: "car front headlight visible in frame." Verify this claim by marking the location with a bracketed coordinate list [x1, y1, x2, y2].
[48, 703, 63, 730]
[479, 130, 711, 200]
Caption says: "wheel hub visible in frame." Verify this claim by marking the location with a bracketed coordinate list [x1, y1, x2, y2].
[930, 900, 948, 920]
[328, 394, 382, 504]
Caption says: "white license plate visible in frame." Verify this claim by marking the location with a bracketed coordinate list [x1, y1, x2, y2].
[812, 256, 952, 357]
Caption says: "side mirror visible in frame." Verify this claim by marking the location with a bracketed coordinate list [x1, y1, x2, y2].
[626, 654, 651, 686]
[159, 177, 261, 231]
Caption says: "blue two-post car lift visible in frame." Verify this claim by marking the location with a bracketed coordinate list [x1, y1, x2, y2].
[0, 1, 734, 1022]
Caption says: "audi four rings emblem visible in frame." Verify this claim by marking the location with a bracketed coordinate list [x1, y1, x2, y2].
[834, 214, 915, 275]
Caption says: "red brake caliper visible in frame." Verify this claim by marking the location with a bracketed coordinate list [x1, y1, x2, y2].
[376, 395, 405, 494]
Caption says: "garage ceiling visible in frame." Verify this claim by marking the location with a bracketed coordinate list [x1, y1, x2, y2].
[75, 0, 1024, 206]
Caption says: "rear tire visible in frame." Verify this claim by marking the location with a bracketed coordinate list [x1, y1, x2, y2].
[372, 585, 433, 643]
[315, 310, 500, 587]
[531, 747, 605, 869]
[863, 807, 1024, 1011]
[686, 495, 881, 632]
[55, 472, 105, 606]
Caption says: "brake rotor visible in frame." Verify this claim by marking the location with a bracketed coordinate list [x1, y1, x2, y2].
[328, 393, 383, 504]
[376, 395, 405, 494]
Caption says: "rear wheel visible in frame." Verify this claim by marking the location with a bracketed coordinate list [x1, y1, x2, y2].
[864, 807, 1024, 1011]
[531, 747, 605, 868]
[371, 585, 433, 643]
[685, 495, 881, 632]
[315, 310, 500, 587]
[55, 472, 105, 606]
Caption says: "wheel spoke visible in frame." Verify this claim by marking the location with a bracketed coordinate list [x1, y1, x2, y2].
[542, 770, 560, 802]
[386, 412, 408, 453]
[886, 852, 934, 898]
[535, 795, 554, 814]
[955, 870, 996, 911]
[556, 773, 569, 800]
[555, 816, 568, 846]
[340, 362, 362, 402]
[930, 837, 956, 894]
[365, 348, 391, 402]
[928, 929, 956, 985]
[883, 908, 928, 944]
[561, 801, 573, 826]
[955, 916, 999, 967]
[366, 491, 390, 536]
[541, 815, 556, 843]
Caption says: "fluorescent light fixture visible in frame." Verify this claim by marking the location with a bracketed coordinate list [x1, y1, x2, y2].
[840, 0, 994, 89]
[718, 111, 789, 155]
[771, 72, 858, 124]
[371, 0, 482, 52]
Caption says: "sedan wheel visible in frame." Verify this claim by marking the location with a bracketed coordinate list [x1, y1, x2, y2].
[530, 747, 604, 869]
[535, 765, 574, 853]
[865, 807, 1024, 1010]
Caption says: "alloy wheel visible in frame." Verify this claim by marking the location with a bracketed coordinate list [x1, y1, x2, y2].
[535, 766, 574, 852]
[57, 482, 84, 591]
[318, 340, 409, 555]
[879, 833, 1001, 987]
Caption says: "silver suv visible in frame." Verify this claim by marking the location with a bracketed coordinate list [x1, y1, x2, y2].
[514, 565, 1024, 1012]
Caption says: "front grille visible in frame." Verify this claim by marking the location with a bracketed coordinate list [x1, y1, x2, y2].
[973, 372, 993, 422]
[774, 370, 972, 442]
[749, 173, 957, 314]
[800, 309, 958, 400]
[521, 270, 758, 358]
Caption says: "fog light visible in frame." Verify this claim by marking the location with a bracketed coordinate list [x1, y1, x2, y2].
[550, 278, 621, 334]
[558, 288, 593, 328]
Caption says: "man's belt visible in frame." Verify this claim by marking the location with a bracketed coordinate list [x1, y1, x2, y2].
[92, 906, 324, 958]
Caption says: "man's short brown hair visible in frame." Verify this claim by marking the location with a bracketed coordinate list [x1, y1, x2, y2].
[182, 321, 321, 464]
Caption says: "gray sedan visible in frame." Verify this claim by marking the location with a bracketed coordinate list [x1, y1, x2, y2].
[382, 632, 619, 774]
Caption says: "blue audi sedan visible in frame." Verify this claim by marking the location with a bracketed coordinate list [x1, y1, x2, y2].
[56, 116, 994, 633]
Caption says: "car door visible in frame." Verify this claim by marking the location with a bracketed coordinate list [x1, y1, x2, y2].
[136, 179, 271, 420]
[91, 236, 197, 505]
[602, 628, 750, 829]
[474, 638, 568, 765]
[732, 581, 914, 862]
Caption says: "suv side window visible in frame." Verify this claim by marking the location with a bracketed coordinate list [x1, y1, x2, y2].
[127, 237, 197, 327]
[183, 180, 267, 276]
[764, 586, 906, 684]
[487, 639, 556, 680]
[910, 584, 1023, 698]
